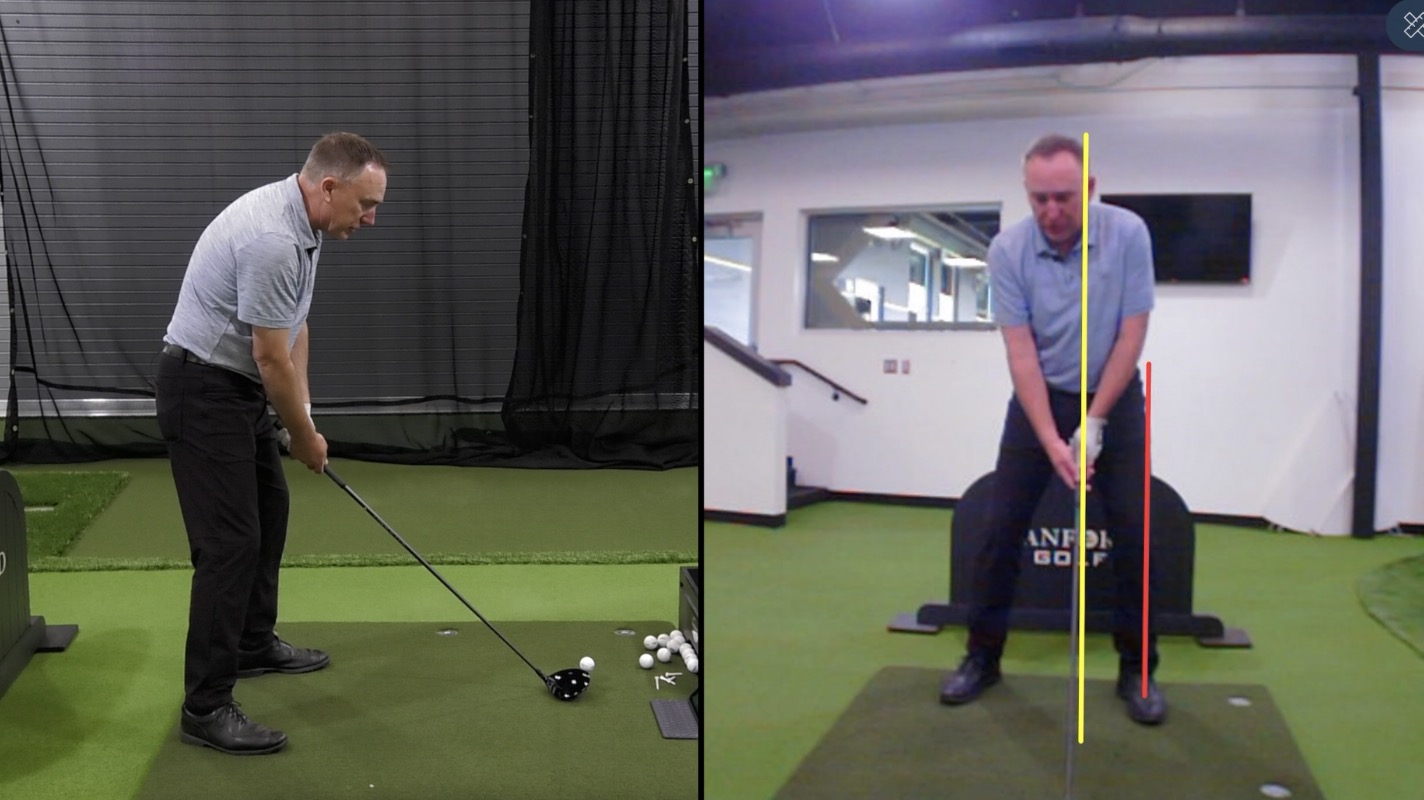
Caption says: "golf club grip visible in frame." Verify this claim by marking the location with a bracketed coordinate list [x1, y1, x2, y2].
[320, 466, 547, 682]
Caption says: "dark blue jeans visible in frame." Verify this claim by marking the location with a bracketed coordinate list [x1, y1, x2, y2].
[966, 371, 1159, 676]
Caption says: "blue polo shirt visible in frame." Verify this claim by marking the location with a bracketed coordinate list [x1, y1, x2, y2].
[988, 202, 1154, 393]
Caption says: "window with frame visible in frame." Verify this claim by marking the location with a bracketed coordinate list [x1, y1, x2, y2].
[804, 206, 1001, 330]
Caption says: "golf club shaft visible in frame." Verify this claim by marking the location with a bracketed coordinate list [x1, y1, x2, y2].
[322, 465, 547, 682]
[1064, 492, 1080, 800]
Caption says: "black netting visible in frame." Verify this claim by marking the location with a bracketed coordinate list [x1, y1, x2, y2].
[0, 2, 697, 469]
[501, 0, 698, 468]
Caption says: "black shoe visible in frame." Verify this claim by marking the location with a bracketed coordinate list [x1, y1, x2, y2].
[237, 638, 331, 678]
[939, 656, 1001, 705]
[1117, 672, 1167, 725]
[180, 702, 287, 755]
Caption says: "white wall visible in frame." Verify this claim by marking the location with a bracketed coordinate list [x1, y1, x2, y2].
[704, 54, 1419, 532]
[704, 339, 788, 518]
[1379, 56, 1424, 530]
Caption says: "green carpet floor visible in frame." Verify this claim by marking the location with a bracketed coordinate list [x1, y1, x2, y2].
[0, 564, 694, 799]
[776, 668, 1320, 800]
[1357, 553, 1424, 659]
[7, 459, 697, 570]
[134, 620, 695, 800]
[705, 501, 1424, 800]
[12, 471, 130, 558]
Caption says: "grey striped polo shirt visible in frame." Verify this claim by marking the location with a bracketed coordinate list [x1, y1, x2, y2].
[164, 174, 322, 383]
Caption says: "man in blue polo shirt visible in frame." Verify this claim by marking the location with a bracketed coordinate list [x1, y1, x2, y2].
[939, 134, 1165, 725]
[157, 132, 388, 754]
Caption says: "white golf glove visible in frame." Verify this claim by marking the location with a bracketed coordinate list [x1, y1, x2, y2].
[1069, 416, 1107, 466]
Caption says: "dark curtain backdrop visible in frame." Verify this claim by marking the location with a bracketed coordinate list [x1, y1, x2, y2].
[502, 0, 697, 468]
[0, 0, 697, 469]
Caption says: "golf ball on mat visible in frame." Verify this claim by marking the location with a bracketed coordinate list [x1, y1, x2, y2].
[639, 653, 654, 669]
[657, 634, 670, 647]
[580, 657, 595, 672]
[671, 630, 683, 639]
[657, 647, 671, 663]
[643, 635, 658, 650]
[687, 658, 699, 673]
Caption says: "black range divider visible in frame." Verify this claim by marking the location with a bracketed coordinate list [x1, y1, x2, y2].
[650, 565, 700, 739]
[0, 470, 78, 701]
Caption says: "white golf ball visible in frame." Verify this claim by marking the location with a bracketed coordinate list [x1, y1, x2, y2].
[669, 636, 685, 651]
[687, 658, 699, 673]
[643, 635, 658, 650]
[657, 634, 670, 647]
[670, 629, 683, 640]
[692, 630, 698, 644]
[639, 653, 654, 669]
[657, 647, 671, 663]
[579, 656, 595, 672]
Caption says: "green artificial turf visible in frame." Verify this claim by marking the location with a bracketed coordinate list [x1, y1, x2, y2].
[705, 502, 1424, 800]
[1357, 553, 1424, 659]
[133, 620, 696, 800]
[776, 669, 1321, 800]
[0, 563, 693, 800]
[11, 470, 130, 558]
[6, 459, 696, 571]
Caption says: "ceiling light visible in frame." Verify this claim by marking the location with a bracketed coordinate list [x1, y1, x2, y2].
[863, 226, 918, 240]
[704, 254, 752, 272]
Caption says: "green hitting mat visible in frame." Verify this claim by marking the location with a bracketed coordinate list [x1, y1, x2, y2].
[1358, 553, 1424, 660]
[775, 667, 1322, 800]
[135, 620, 697, 800]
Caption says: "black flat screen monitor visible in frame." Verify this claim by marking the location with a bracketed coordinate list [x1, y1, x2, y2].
[1101, 193, 1252, 284]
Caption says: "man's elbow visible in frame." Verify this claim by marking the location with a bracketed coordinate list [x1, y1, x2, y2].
[252, 349, 292, 374]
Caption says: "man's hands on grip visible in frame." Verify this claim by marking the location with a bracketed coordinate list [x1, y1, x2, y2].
[1046, 416, 1106, 491]
[1045, 438, 1087, 490]
[1069, 416, 1106, 466]
[276, 422, 327, 474]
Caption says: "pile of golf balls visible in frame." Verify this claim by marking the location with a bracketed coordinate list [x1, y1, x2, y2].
[639, 629, 698, 673]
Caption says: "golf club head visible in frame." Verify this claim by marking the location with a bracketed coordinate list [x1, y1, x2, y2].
[546, 669, 591, 702]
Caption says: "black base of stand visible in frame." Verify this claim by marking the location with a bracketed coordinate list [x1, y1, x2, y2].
[0, 617, 79, 701]
[38, 621, 79, 653]
[651, 699, 700, 739]
[889, 602, 1251, 648]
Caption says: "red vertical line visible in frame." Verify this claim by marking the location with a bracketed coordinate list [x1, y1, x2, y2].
[1143, 361, 1151, 698]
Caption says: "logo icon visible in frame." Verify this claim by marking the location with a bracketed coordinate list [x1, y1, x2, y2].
[1389, 2, 1424, 51]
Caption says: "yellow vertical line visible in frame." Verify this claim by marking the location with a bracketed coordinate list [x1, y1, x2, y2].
[1078, 132, 1090, 745]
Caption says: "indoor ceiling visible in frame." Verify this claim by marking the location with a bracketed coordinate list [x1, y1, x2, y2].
[705, 0, 1401, 97]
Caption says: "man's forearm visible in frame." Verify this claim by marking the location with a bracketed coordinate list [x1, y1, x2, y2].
[291, 323, 310, 407]
[1008, 351, 1062, 451]
[1087, 315, 1148, 418]
[258, 359, 316, 439]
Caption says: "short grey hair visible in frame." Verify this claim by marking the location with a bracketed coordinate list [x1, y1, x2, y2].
[301, 132, 389, 182]
[1023, 133, 1083, 165]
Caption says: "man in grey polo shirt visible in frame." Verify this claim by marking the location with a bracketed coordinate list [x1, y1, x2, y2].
[156, 132, 388, 754]
[939, 134, 1165, 725]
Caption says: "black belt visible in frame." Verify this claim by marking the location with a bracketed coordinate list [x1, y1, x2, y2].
[162, 343, 218, 368]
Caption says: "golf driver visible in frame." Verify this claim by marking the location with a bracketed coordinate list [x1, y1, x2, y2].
[276, 424, 589, 701]
[1064, 488, 1081, 800]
